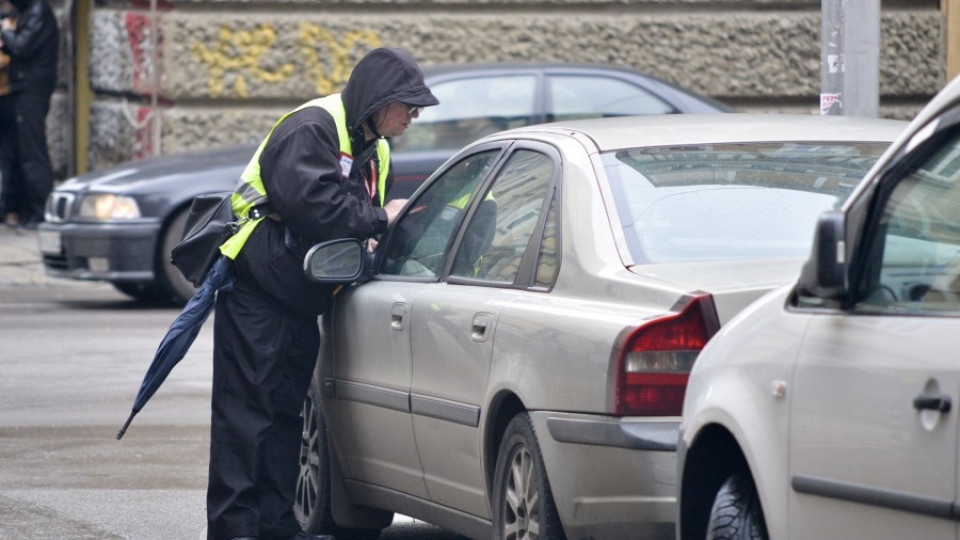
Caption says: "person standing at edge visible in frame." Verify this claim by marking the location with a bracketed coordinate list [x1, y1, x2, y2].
[0, 0, 16, 228]
[206, 48, 439, 540]
[0, 0, 57, 231]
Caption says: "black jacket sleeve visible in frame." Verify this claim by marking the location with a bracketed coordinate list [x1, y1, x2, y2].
[258, 107, 388, 247]
[1, 2, 55, 59]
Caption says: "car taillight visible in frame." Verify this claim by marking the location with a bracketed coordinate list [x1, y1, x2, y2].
[612, 293, 720, 416]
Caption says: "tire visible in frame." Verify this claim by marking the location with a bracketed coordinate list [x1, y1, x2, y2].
[706, 473, 768, 540]
[112, 281, 172, 304]
[492, 413, 566, 540]
[157, 207, 199, 306]
[295, 382, 382, 540]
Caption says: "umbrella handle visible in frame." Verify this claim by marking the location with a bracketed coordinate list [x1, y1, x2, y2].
[116, 411, 137, 440]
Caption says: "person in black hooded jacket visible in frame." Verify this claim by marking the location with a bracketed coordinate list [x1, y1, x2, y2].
[0, 0, 57, 229]
[206, 48, 439, 540]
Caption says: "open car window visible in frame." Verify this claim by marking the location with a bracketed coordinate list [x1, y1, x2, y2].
[380, 150, 501, 278]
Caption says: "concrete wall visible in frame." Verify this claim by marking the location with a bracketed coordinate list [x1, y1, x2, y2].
[72, 0, 947, 171]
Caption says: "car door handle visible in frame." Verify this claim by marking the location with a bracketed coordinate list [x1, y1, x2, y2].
[471, 313, 493, 342]
[391, 303, 407, 331]
[913, 394, 952, 413]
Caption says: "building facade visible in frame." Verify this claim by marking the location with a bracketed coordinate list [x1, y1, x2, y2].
[41, 0, 952, 178]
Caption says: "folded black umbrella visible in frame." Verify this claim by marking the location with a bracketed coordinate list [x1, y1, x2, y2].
[116, 255, 234, 440]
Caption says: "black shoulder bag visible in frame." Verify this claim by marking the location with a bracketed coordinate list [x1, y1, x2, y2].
[170, 192, 240, 287]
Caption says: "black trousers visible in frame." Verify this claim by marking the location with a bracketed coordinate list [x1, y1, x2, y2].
[3, 93, 53, 223]
[207, 221, 331, 540]
[0, 93, 22, 219]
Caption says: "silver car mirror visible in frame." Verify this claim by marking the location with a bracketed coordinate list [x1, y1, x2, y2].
[303, 238, 367, 283]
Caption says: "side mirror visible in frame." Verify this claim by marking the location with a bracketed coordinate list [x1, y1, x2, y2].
[303, 239, 370, 283]
[797, 211, 848, 299]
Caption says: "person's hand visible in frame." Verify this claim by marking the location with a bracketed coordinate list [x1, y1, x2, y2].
[0, 18, 12, 32]
[383, 198, 408, 226]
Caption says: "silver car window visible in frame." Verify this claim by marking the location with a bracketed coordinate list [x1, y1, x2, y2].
[853, 127, 960, 314]
[381, 150, 500, 277]
[450, 149, 555, 284]
[603, 142, 889, 264]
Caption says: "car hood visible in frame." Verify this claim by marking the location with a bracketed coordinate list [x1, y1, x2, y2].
[59, 145, 256, 194]
[629, 257, 804, 324]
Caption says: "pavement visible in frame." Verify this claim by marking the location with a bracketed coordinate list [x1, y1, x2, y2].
[0, 224, 108, 291]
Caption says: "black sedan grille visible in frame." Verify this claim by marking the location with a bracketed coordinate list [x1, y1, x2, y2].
[45, 192, 75, 222]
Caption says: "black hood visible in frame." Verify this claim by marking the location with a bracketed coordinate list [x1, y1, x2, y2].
[9, 0, 33, 10]
[341, 48, 439, 140]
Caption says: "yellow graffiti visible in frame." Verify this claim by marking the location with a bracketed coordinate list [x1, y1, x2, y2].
[192, 24, 295, 98]
[297, 24, 381, 95]
[191, 22, 381, 98]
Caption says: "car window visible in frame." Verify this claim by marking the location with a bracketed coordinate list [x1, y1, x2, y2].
[602, 142, 890, 264]
[450, 149, 555, 284]
[381, 150, 500, 277]
[852, 126, 960, 314]
[393, 75, 537, 152]
[548, 75, 674, 121]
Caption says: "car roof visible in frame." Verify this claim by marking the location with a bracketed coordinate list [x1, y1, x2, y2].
[422, 62, 660, 78]
[506, 113, 909, 152]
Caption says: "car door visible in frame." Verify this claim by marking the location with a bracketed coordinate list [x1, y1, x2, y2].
[788, 111, 960, 538]
[324, 147, 504, 498]
[405, 144, 561, 517]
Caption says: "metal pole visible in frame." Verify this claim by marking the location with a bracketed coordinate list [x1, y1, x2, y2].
[150, 0, 160, 156]
[820, 0, 880, 117]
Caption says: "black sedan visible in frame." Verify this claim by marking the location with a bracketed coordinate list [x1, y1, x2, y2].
[38, 63, 730, 304]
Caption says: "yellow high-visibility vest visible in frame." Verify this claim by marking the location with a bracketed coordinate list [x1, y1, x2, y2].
[220, 94, 390, 259]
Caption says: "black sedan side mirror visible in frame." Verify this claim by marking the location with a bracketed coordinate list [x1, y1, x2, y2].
[797, 211, 848, 299]
[303, 239, 372, 283]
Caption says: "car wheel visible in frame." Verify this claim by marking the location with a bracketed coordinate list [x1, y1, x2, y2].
[158, 207, 199, 306]
[706, 473, 768, 540]
[492, 413, 566, 540]
[295, 382, 382, 540]
[112, 281, 172, 303]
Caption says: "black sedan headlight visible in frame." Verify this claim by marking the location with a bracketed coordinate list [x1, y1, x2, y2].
[76, 194, 142, 220]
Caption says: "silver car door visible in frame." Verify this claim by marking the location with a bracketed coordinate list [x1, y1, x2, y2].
[329, 148, 505, 501]
[789, 122, 960, 539]
[323, 281, 430, 499]
[410, 146, 560, 518]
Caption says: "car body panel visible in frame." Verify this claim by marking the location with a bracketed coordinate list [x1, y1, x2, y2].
[679, 76, 960, 540]
[789, 311, 960, 538]
[303, 113, 909, 539]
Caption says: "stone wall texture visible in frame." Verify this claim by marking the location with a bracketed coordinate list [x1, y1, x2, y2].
[62, 0, 953, 172]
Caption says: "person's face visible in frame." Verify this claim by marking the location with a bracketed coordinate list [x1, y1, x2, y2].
[374, 101, 422, 138]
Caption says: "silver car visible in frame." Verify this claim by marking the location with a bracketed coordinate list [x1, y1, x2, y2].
[294, 114, 905, 540]
[678, 79, 960, 539]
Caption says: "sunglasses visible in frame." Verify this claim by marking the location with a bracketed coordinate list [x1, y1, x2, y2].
[403, 104, 424, 116]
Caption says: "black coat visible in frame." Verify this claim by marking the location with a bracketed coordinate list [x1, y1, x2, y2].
[0, 0, 58, 96]
[236, 48, 437, 316]
[258, 48, 436, 250]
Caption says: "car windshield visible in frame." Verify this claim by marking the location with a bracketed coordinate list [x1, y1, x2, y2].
[603, 142, 891, 264]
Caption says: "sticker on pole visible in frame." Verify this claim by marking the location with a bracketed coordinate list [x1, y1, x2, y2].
[820, 93, 842, 115]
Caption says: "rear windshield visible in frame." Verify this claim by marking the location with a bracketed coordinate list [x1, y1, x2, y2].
[602, 142, 890, 264]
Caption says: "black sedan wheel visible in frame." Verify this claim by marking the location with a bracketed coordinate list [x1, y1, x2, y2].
[158, 207, 199, 305]
[492, 413, 566, 540]
[706, 473, 768, 540]
[295, 382, 382, 540]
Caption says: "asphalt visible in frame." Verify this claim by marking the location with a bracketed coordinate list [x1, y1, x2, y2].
[0, 224, 108, 291]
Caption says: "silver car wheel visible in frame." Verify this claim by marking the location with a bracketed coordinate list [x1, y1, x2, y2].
[493, 413, 565, 540]
[505, 445, 539, 539]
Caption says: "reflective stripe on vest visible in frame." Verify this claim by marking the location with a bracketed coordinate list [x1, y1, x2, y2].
[220, 94, 391, 259]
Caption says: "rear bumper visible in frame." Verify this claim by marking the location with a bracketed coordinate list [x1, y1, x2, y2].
[530, 411, 678, 540]
[38, 221, 161, 283]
